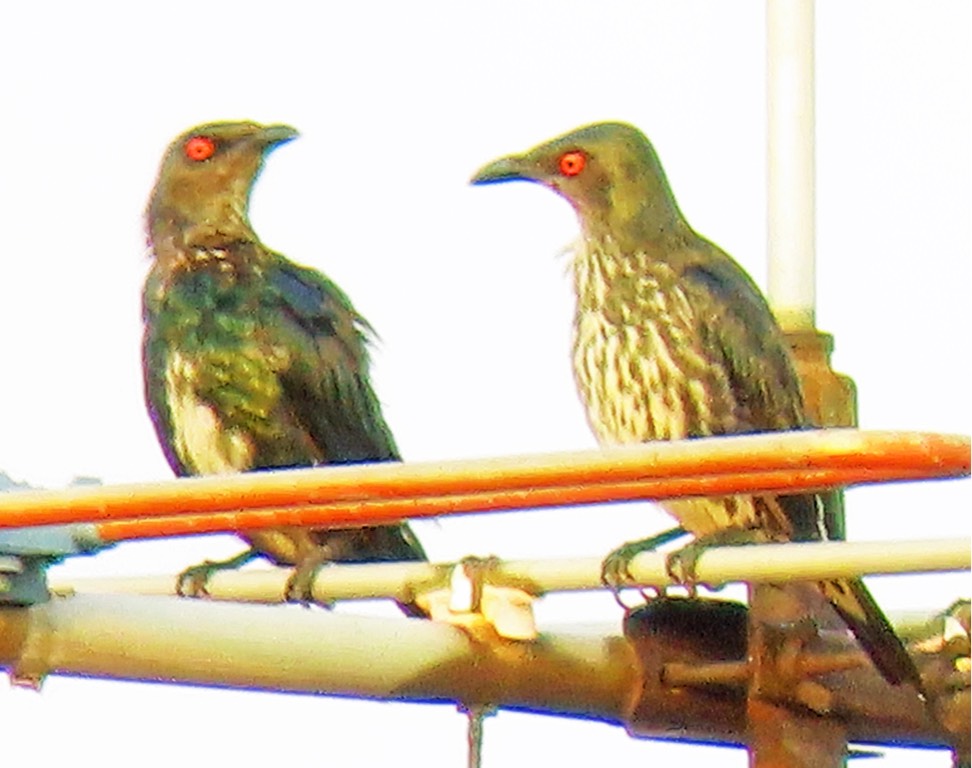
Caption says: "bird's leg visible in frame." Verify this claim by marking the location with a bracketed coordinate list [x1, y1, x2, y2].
[285, 546, 337, 608]
[176, 549, 261, 597]
[601, 525, 689, 606]
[665, 528, 765, 594]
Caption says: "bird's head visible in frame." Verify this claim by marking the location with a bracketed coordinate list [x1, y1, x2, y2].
[147, 121, 299, 239]
[470, 121, 686, 243]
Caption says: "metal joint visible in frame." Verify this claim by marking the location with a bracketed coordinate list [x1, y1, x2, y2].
[0, 524, 107, 605]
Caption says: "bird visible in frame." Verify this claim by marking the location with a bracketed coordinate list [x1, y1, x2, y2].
[470, 120, 922, 689]
[142, 120, 426, 616]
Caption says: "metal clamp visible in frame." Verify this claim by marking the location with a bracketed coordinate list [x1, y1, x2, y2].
[0, 524, 107, 605]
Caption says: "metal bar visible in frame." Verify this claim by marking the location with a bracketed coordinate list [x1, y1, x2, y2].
[0, 431, 965, 535]
[0, 594, 956, 749]
[0, 594, 634, 720]
[767, 0, 817, 331]
[51, 538, 970, 605]
[92, 465, 967, 543]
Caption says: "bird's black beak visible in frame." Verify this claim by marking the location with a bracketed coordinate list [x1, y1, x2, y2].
[470, 154, 530, 185]
[259, 124, 300, 148]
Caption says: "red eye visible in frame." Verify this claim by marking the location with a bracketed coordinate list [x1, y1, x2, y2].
[558, 150, 586, 177]
[184, 136, 216, 162]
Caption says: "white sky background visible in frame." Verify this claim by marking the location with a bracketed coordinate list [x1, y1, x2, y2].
[0, 1, 969, 765]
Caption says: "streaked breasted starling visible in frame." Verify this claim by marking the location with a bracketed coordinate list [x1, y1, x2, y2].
[470, 121, 921, 689]
[143, 121, 426, 615]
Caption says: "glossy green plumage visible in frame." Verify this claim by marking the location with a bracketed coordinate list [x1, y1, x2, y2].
[144, 252, 398, 473]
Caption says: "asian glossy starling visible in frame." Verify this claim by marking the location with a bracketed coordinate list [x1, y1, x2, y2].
[471, 121, 921, 689]
[143, 121, 426, 616]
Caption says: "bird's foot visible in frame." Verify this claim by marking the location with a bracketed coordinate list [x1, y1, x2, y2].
[665, 528, 764, 594]
[176, 549, 260, 597]
[284, 549, 335, 608]
[601, 526, 688, 608]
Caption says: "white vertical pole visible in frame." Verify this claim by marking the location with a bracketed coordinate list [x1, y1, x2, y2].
[767, 0, 816, 331]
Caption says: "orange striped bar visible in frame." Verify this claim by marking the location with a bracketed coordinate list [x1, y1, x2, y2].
[0, 430, 965, 542]
[96, 465, 958, 543]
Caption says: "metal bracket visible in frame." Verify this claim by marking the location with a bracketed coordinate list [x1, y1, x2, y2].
[0, 524, 108, 605]
[418, 555, 539, 641]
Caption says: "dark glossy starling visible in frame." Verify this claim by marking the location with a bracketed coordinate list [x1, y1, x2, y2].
[471, 121, 921, 689]
[143, 121, 426, 616]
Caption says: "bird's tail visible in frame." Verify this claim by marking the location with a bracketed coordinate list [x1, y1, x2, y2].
[819, 577, 923, 692]
[275, 522, 429, 617]
[349, 522, 429, 618]
[396, 598, 430, 619]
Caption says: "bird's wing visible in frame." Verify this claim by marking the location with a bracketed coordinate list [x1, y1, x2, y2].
[266, 257, 401, 464]
[264, 259, 427, 570]
[682, 249, 832, 541]
[141, 308, 193, 477]
[680, 247, 807, 433]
